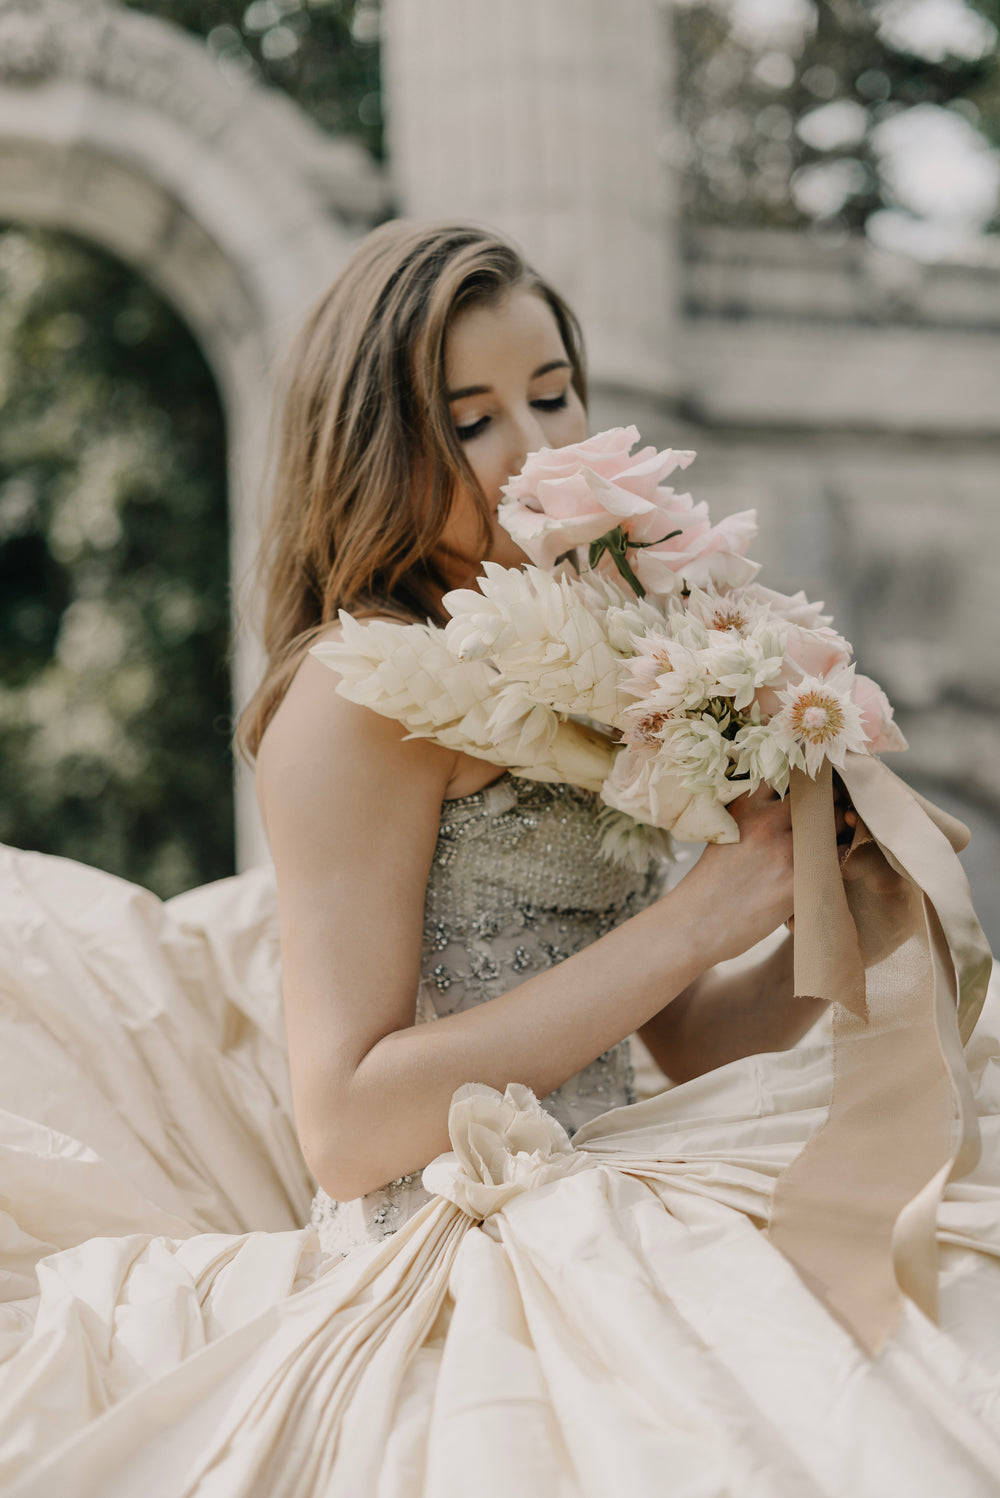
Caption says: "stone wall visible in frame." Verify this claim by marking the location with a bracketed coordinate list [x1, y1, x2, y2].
[1, 0, 996, 941]
[0, 0, 389, 865]
[385, 2, 1000, 944]
[597, 227, 1000, 944]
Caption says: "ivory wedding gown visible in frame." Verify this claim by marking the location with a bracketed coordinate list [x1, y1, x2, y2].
[2, 773, 1000, 1497]
[309, 775, 657, 1256]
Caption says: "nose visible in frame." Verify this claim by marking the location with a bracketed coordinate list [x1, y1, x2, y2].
[509, 407, 547, 472]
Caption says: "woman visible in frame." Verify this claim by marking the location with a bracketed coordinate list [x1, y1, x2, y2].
[2, 221, 999, 1498]
[245, 219, 821, 1246]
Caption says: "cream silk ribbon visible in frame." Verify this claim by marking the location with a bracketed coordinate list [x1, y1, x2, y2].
[768, 753, 993, 1354]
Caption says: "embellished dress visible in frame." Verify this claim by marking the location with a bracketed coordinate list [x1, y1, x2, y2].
[310, 773, 662, 1255]
[3, 789, 1000, 1495]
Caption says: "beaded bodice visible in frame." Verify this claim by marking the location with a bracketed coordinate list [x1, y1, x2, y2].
[310, 774, 664, 1256]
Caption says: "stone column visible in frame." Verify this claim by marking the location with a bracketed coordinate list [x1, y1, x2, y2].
[382, 0, 679, 402]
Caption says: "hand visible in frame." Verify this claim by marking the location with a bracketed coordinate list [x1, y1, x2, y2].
[686, 787, 795, 963]
[834, 780, 859, 869]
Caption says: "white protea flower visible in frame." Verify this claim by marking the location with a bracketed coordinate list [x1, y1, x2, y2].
[746, 583, 834, 632]
[659, 713, 741, 802]
[700, 625, 788, 712]
[625, 637, 716, 716]
[622, 626, 688, 695]
[620, 705, 674, 752]
[603, 591, 671, 655]
[731, 712, 794, 797]
[597, 806, 674, 873]
[682, 583, 769, 637]
[770, 666, 868, 778]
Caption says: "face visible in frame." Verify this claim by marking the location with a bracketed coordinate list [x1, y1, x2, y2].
[437, 287, 587, 588]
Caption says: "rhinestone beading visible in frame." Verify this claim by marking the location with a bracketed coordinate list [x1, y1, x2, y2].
[309, 774, 666, 1256]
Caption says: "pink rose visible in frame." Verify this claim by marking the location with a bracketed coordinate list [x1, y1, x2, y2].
[498, 426, 696, 573]
[780, 623, 853, 682]
[499, 427, 758, 599]
[625, 498, 759, 596]
[601, 745, 740, 843]
[853, 673, 908, 753]
[747, 586, 852, 681]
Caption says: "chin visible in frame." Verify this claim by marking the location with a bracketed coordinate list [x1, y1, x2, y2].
[486, 539, 530, 572]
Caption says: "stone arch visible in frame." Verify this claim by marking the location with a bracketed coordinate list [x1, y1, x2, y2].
[0, 0, 387, 864]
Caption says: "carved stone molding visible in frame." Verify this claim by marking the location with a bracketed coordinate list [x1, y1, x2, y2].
[0, 0, 107, 85]
[0, 0, 386, 217]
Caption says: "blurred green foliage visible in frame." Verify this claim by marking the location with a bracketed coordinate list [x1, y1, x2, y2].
[122, 0, 383, 155]
[0, 0, 379, 895]
[0, 229, 234, 896]
[674, 0, 1000, 240]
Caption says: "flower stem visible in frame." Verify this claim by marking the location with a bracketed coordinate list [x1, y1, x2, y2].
[588, 526, 647, 598]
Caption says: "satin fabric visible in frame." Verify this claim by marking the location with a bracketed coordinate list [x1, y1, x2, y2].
[2, 844, 1000, 1497]
[770, 758, 993, 1351]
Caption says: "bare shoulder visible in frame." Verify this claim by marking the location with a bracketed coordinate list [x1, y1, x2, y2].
[256, 628, 458, 872]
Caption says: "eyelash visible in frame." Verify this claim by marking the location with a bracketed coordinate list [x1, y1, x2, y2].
[456, 392, 569, 442]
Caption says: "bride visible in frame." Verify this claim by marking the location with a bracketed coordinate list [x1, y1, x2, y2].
[2, 219, 999, 1498]
[247, 219, 818, 1245]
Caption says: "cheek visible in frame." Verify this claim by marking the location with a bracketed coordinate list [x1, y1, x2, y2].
[488, 516, 530, 568]
[448, 487, 484, 551]
[544, 394, 588, 450]
[468, 438, 512, 500]
[565, 396, 588, 442]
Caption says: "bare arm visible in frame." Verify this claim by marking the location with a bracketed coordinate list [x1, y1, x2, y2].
[639, 931, 826, 1084]
[639, 794, 859, 1082]
[257, 651, 797, 1201]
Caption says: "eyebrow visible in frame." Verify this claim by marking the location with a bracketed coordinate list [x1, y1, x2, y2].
[446, 359, 571, 402]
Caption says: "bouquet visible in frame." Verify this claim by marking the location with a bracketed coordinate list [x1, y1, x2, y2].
[319, 425, 905, 865]
[450, 426, 907, 847]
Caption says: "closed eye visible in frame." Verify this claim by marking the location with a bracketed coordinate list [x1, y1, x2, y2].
[455, 415, 490, 441]
[455, 392, 570, 443]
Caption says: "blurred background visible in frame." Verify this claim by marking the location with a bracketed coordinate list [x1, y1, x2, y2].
[0, 0, 997, 944]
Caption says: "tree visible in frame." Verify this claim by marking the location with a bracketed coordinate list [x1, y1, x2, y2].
[673, 0, 1000, 250]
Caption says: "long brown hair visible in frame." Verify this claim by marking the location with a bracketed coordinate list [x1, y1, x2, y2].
[239, 220, 586, 760]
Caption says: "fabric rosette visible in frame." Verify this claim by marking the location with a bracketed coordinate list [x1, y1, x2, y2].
[422, 1082, 591, 1221]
